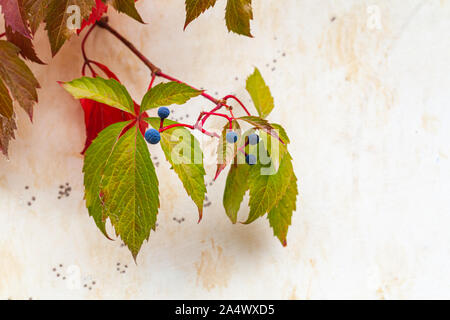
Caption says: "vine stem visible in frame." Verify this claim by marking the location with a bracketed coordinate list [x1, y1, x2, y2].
[94, 18, 245, 140]
[96, 18, 160, 75]
[82, 24, 97, 76]
[0, 32, 6, 38]
[223, 95, 251, 116]
[96, 18, 222, 106]
[160, 123, 195, 132]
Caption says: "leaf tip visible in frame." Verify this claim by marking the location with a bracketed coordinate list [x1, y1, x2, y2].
[183, 20, 190, 31]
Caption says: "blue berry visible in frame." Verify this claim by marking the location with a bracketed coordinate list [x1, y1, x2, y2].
[248, 133, 260, 145]
[226, 131, 238, 144]
[246, 154, 257, 165]
[145, 129, 161, 144]
[158, 107, 170, 119]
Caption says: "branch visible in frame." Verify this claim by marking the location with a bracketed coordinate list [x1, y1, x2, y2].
[96, 18, 222, 105]
[96, 18, 160, 75]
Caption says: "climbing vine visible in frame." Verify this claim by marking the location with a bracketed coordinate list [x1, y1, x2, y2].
[0, 0, 298, 260]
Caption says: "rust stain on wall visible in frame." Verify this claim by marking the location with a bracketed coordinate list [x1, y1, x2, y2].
[422, 113, 440, 134]
[319, 4, 395, 110]
[195, 239, 234, 291]
[0, 246, 24, 296]
[289, 286, 298, 300]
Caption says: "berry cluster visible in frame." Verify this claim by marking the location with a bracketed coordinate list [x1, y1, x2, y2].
[225, 130, 260, 165]
[144, 107, 171, 144]
[145, 107, 261, 166]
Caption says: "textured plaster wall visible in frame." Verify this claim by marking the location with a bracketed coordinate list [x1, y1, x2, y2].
[0, 0, 449, 299]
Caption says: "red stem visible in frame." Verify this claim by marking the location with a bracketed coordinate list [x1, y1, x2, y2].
[0, 32, 6, 38]
[157, 72, 220, 105]
[81, 25, 97, 76]
[201, 105, 223, 126]
[97, 18, 160, 75]
[159, 123, 195, 132]
[223, 95, 251, 116]
[148, 74, 156, 91]
[202, 111, 233, 129]
[96, 19, 221, 106]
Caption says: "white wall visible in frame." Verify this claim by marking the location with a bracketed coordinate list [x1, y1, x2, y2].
[0, 0, 449, 299]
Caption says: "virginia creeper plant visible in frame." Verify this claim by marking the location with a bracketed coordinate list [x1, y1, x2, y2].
[0, 0, 298, 260]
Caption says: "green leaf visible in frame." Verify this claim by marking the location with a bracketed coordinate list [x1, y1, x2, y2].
[61, 77, 135, 114]
[99, 125, 159, 260]
[268, 173, 298, 246]
[83, 121, 130, 239]
[141, 82, 202, 111]
[246, 68, 274, 119]
[184, 0, 218, 29]
[109, 0, 144, 23]
[223, 163, 250, 223]
[215, 120, 240, 179]
[245, 154, 294, 224]
[0, 40, 40, 121]
[147, 118, 206, 221]
[225, 0, 253, 37]
[259, 123, 290, 167]
[0, 78, 13, 119]
[45, 0, 96, 56]
[271, 123, 290, 144]
[23, 0, 50, 35]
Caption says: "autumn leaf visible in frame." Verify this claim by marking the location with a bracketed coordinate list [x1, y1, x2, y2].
[45, 0, 96, 56]
[5, 26, 45, 64]
[246, 68, 274, 119]
[223, 163, 250, 223]
[147, 117, 207, 222]
[108, 0, 144, 23]
[78, 0, 108, 34]
[0, 115, 17, 157]
[0, 40, 40, 121]
[225, 0, 253, 37]
[141, 82, 202, 111]
[61, 77, 135, 114]
[0, 0, 31, 38]
[80, 98, 137, 154]
[23, 0, 50, 35]
[0, 78, 13, 119]
[99, 124, 159, 260]
[83, 120, 130, 238]
[184, 0, 217, 30]
[268, 173, 298, 246]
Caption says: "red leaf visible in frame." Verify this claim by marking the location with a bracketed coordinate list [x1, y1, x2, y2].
[80, 64, 148, 154]
[77, 0, 142, 34]
[77, 0, 108, 34]
[0, 0, 31, 38]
